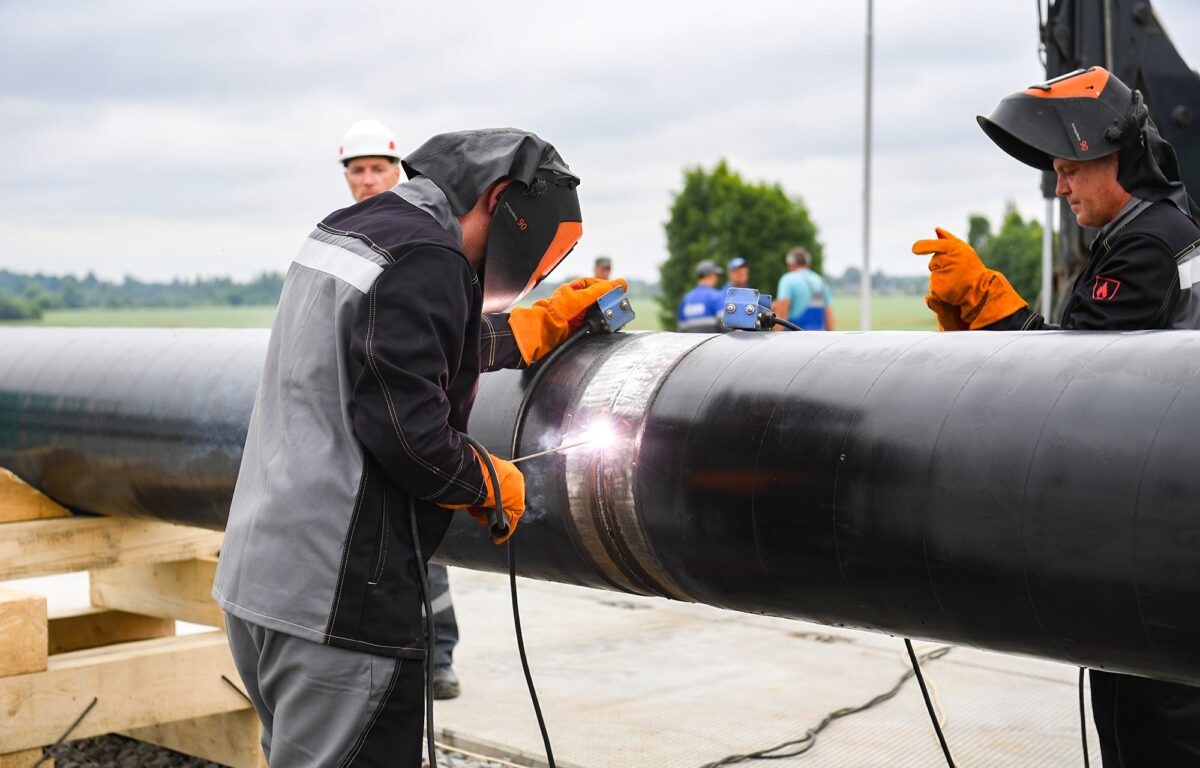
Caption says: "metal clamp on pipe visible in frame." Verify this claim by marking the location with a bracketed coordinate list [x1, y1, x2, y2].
[721, 286, 775, 331]
[583, 285, 636, 334]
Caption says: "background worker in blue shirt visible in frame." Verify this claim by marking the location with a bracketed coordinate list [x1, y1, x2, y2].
[725, 257, 749, 290]
[678, 259, 726, 332]
[773, 246, 835, 330]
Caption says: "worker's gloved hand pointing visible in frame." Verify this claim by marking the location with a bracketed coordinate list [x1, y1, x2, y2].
[439, 448, 525, 544]
[912, 228, 1026, 330]
[508, 278, 628, 364]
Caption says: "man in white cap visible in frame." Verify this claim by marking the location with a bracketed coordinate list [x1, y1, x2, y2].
[339, 118, 403, 203]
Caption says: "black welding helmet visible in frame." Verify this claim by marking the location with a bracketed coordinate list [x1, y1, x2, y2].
[978, 67, 1194, 216]
[402, 128, 582, 312]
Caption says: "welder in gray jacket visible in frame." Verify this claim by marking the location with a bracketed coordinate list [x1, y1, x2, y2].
[213, 128, 625, 766]
[914, 67, 1200, 766]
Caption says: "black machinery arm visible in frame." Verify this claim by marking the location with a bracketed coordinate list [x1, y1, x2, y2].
[1, 327, 1199, 684]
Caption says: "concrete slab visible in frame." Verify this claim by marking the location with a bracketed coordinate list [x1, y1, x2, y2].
[436, 567, 1101, 767]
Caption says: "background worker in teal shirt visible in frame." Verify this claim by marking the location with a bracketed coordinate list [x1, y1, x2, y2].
[773, 246, 835, 330]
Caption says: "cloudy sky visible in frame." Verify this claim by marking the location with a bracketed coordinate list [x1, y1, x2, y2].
[3, 1, 1199, 285]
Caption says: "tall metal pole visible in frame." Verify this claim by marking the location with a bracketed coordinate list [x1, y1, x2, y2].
[861, 0, 874, 331]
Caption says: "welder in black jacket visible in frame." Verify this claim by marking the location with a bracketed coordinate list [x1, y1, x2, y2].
[215, 129, 626, 765]
[913, 67, 1200, 766]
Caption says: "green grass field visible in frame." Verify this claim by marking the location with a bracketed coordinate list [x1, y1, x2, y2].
[831, 292, 937, 331]
[4, 292, 935, 331]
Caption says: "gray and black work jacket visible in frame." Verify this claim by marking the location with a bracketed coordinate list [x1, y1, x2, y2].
[213, 177, 523, 659]
[987, 199, 1200, 331]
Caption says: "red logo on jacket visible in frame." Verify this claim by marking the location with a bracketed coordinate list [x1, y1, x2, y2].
[1092, 276, 1121, 301]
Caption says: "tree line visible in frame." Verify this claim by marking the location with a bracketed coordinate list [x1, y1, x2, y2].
[2, 165, 1044, 325]
[0, 270, 284, 320]
[659, 161, 1045, 327]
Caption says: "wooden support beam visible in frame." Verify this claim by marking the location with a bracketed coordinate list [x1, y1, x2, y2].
[48, 606, 175, 655]
[0, 747, 51, 767]
[0, 588, 47, 677]
[0, 632, 251, 753]
[90, 558, 223, 628]
[0, 517, 223, 581]
[0, 469, 70, 524]
[122, 710, 265, 768]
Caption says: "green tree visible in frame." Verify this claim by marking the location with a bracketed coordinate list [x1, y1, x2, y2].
[969, 203, 1045, 304]
[0, 293, 41, 320]
[661, 161, 823, 329]
[967, 214, 991, 252]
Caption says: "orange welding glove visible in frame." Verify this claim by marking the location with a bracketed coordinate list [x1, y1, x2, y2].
[912, 228, 1026, 330]
[925, 294, 968, 332]
[439, 448, 525, 544]
[508, 278, 629, 364]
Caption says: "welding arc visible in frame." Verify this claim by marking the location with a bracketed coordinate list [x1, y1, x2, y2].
[510, 437, 600, 465]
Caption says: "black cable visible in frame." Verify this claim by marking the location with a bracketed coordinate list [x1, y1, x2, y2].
[221, 674, 253, 704]
[509, 536, 555, 767]
[460, 432, 556, 768]
[410, 496, 439, 768]
[1079, 667, 1091, 767]
[34, 697, 98, 767]
[700, 646, 951, 766]
[905, 638, 956, 768]
[771, 317, 803, 332]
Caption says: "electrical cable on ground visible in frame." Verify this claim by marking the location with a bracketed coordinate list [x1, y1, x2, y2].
[411, 496, 440, 768]
[34, 696, 98, 767]
[413, 327, 594, 768]
[699, 645, 952, 767]
[508, 536, 555, 767]
[221, 674, 253, 704]
[905, 638, 957, 767]
[1079, 667, 1091, 767]
[460, 432, 556, 768]
[772, 317, 803, 332]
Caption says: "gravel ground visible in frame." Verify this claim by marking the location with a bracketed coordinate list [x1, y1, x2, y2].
[38, 733, 512, 767]
[42, 734, 221, 767]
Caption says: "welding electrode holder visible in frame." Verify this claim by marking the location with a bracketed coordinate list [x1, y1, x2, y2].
[459, 432, 509, 540]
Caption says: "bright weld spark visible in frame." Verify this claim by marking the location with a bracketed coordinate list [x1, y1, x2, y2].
[511, 420, 617, 464]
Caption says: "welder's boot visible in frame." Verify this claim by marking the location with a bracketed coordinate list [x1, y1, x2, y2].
[433, 665, 461, 700]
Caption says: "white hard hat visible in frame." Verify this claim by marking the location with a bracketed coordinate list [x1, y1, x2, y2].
[338, 119, 401, 165]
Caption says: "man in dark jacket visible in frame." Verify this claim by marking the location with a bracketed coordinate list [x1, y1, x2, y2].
[214, 128, 624, 765]
[914, 68, 1200, 765]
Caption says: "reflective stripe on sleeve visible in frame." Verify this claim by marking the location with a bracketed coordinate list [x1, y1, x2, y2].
[1179, 254, 1200, 291]
[294, 237, 384, 294]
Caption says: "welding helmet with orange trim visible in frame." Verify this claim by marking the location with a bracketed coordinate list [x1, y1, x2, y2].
[978, 67, 1194, 216]
[977, 67, 1133, 170]
[402, 128, 582, 312]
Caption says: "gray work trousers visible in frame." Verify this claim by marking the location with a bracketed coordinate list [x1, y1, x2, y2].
[225, 613, 424, 767]
[427, 564, 458, 669]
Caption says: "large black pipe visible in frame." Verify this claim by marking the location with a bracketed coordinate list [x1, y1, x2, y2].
[1, 327, 1199, 685]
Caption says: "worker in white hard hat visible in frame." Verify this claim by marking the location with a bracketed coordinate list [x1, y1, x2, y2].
[339, 118, 403, 202]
